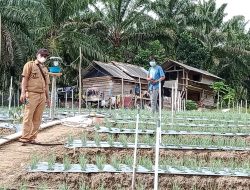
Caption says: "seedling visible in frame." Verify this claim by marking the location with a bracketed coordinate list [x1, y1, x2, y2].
[95, 124, 101, 130]
[81, 132, 87, 146]
[124, 155, 133, 168]
[63, 155, 71, 171]
[96, 155, 106, 170]
[67, 134, 74, 147]
[47, 154, 56, 170]
[94, 133, 101, 146]
[59, 183, 70, 190]
[97, 183, 106, 190]
[79, 154, 87, 171]
[108, 134, 114, 146]
[79, 183, 90, 190]
[19, 182, 27, 190]
[111, 156, 121, 171]
[119, 135, 128, 147]
[172, 182, 181, 190]
[30, 154, 39, 170]
[139, 157, 153, 171]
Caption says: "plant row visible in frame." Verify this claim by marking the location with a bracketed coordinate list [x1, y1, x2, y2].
[28, 154, 250, 177]
[95, 126, 250, 137]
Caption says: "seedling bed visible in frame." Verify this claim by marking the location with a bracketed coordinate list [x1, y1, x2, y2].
[28, 162, 250, 177]
[95, 126, 250, 137]
[65, 140, 250, 151]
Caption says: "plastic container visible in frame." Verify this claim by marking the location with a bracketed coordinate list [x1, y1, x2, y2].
[49, 66, 61, 73]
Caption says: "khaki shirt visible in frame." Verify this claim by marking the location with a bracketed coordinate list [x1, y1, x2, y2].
[22, 60, 50, 93]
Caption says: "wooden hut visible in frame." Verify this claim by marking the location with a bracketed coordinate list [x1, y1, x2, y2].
[82, 61, 148, 107]
[162, 59, 222, 107]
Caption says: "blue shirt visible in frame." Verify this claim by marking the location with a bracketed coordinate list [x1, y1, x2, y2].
[148, 65, 165, 91]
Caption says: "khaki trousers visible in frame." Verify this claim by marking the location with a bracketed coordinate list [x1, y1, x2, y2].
[20, 92, 46, 142]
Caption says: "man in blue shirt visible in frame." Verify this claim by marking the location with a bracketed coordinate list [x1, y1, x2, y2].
[147, 56, 165, 113]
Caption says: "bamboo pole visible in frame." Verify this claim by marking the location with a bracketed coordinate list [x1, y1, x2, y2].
[8, 76, 13, 112]
[240, 100, 243, 114]
[13, 91, 15, 108]
[139, 77, 142, 109]
[71, 89, 74, 113]
[1, 91, 3, 107]
[65, 90, 68, 109]
[171, 85, 174, 126]
[246, 100, 248, 114]
[131, 109, 140, 190]
[17, 89, 19, 107]
[159, 81, 162, 143]
[49, 76, 56, 119]
[122, 78, 124, 109]
[153, 120, 161, 190]
[0, 14, 1, 62]
[79, 47, 82, 114]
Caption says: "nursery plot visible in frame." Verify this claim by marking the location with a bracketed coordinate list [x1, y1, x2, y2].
[1, 110, 250, 189]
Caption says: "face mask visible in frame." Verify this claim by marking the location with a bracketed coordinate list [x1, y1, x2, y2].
[150, 61, 156, 67]
[37, 55, 47, 63]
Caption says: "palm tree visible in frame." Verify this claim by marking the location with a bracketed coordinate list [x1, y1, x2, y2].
[0, 0, 35, 90]
[186, 0, 227, 69]
[89, 0, 176, 60]
[150, 0, 195, 58]
[30, 0, 106, 63]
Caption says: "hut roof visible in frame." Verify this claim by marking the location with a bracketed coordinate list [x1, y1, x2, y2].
[111, 61, 148, 79]
[82, 61, 135, 81]
[163, 59, 222, 80]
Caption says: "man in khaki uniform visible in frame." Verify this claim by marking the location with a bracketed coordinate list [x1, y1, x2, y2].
[19, 49, 50, 144]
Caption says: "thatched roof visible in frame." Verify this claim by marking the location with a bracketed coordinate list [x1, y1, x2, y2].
[163, 59, 222, 80]
[82, 61, 135, 81]
[111, 61, 148, 79]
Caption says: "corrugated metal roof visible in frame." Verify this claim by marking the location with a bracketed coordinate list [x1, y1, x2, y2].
[93, 61, 135, 81]
[111, 61, 148, 79]
[164, 59, 222, 80]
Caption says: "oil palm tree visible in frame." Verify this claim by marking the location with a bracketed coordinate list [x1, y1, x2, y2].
[0, 0, 35, 90]
[89, 0, 177, 60]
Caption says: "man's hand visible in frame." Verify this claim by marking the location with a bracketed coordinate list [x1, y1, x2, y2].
[147, 77, 153, 81]
[46, 99, 51, 107]
[151, 80, 159, 84]
[20, 92, 26, 103]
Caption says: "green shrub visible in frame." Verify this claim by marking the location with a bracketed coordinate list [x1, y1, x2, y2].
[185, 100, 198, 110]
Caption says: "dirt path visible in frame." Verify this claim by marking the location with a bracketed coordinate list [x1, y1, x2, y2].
[0, 125, 85, 188]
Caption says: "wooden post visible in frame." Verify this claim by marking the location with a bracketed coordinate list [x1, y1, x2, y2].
[174, 81, 177, 111]
[72, 89, 74, 112]
[50, 76, 56, 119]
[240, 100, 243, 114]
[1, 91, 3, 107]
[122, 78, 124, 109]
[0, 14, 1, 62]
[139, 78, 142, 108]
[185, 72, 188, 100]
[17, 89, 19, 107]
[49, 73, 62, 119]
[246, 100, 248, 114]
[13, 92, 15, 108]
[65, 90, 68, 109]
[171, 85, 174, 126]
[79, 47, 82, 114]
[8, 76, 13, 112]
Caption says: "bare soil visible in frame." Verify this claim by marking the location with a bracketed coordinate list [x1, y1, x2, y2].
[0, 124, 250, 189]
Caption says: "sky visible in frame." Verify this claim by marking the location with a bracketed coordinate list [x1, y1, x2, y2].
[216, 0, 250, 27]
